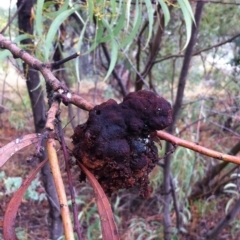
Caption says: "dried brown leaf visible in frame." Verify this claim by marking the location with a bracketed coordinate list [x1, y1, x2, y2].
[0, 134, 41, 168]
[78, 163, 120, 240]
[3, 158, 48, 240]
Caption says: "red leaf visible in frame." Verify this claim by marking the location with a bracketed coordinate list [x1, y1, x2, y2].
[78, 163, 120, 240]
[0, 134, 41, 167]
[3, 158, 48, 240]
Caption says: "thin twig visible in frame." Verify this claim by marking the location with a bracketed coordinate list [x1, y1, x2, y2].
[51, 52, 81, 69]
[154, 32, 240, 64]
[170, 174, 181, 231]
[0, 0, 28, 34]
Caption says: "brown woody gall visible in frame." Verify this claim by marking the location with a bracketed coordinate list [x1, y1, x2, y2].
[72, 90, 172, 198]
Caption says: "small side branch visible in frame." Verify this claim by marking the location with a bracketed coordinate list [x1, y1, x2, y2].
[157, 131, 240, 165]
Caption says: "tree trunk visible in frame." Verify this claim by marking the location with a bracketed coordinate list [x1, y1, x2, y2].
[163, 2, 205, 239]
[17, 1, 63, 239]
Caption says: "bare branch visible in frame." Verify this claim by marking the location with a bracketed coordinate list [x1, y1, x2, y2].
[155, 32, 240, 64]
[158, 131, 240, 165]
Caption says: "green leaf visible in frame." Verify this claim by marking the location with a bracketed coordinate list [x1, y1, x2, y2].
[35, 0, 45, 37]
[44, 7, 78, 60]
[101, 4, 126, 42]
[75, 18, 89, 82]
[82, 20, 104, 55]
[87, 0, 94, 21]
[120, 0, 142, 48]
[110, 0, 117, 19]
[126, 0, 132, 29]
[102, 19, 118, 81]
[158, 0, 170, 26]
[144, 0, 154, 48]
[45, 0, 69, 18]
[181, 0, 196, 23]
[177, 0, 193, 50]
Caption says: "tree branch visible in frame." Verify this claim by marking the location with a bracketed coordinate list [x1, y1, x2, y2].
[0, 34, 94, 111]
[154, 32, 240, 64]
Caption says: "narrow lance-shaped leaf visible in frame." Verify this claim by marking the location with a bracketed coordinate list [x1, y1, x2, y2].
[121, 0, 142, 48]
[75, 18, 89, 82]
[177, 0, 194, 50]
[101, 4, 126, 43]
[158, 0, 170, 27]
[83, 20, 104, 55]
[181, 0, 196, 23]
[126, 0, 132, 29]
[35, 0, 45, 37]
[45, 7, 79, 60]
[45, 0, 69, 18]
[144, 0, 154, 49]
[110, 0, 117, 21]
[78, 163, 120, 240]
[3, 158, 48, 240]
[102, 19, 119, 82]
[87, 0, 94, 22]
[0, 134, 41, 168]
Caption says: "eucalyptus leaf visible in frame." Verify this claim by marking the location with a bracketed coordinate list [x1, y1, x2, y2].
[158, 0, 170, 26]
[45, 0, 69, 18]
[177, 0, 193, 50]
[45, 7, 79, 60]
[121, 0, 142, 48]
[102, 19, 118, 81]
[144, 0, 154, 48]
[35, 0, 44, 37]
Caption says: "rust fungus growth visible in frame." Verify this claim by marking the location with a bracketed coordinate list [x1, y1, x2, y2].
[72, 90, 172, 198]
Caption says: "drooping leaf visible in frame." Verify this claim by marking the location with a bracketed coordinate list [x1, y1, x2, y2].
[87, 0, 94, 22]
[144, 0, 154, 48]
[181, 0, 196, 23]
[45, 0, 69, 18]
[78, 163, 119, 240]
[35, 0, 45, 37]
[126, 0, 132, 29]
[45, 7, 79, 60]
[158, 0, 170, 26]
[75, 18, 89, 82]
[102, 19, 118, 81]
[82, 20, 104, 55]
[0, 134, 41, 168]
[3, 158, 48, 240]
[177, 0, 194, 50]
[110, 0, 117, 20]
[101, 5, 126, 43]
[121, 0, 142, 48]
